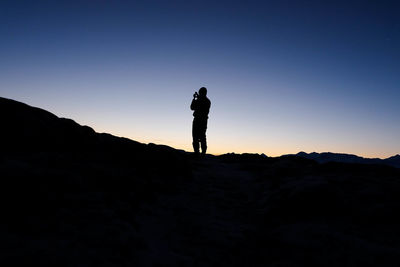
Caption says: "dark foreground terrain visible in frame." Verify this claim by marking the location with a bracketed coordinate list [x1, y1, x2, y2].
[1, 97, 400, 266]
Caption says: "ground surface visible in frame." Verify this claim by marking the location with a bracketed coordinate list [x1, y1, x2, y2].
[134, 156, 261, 266]
[129, 154, 400, 267]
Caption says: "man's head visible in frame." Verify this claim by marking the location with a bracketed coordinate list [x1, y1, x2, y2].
[199, 87, 207, 97]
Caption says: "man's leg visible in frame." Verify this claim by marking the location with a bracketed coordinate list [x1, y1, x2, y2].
[200, 136, 207, 154]
[199, 120, 208, 154]
[192, 119, 200, 154]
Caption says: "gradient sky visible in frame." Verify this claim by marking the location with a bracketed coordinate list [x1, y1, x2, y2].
[1, 0, 399, 158]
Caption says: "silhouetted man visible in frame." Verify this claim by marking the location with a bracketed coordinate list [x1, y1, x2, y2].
[191, 87, 211, 155]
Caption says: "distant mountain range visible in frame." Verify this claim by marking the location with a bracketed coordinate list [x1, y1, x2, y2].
[292, 151, 400, 168]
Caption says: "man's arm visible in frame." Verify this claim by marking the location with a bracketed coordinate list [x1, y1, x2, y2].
[190, 98, 197, 111]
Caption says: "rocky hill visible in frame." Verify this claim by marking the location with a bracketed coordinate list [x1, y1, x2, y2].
[1, 97, 400, 267]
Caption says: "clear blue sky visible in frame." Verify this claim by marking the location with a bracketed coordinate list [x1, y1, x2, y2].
[1, 0, 399, 158]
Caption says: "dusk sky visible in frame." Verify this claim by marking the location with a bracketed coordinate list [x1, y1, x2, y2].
[1, 0, 399, 158]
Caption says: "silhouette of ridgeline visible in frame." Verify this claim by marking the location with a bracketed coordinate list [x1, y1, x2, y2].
[294, 151, 400, 169]
[1, 96, 398, 167]
[0, 96, 190, 190]
[1, 97, 172, 153]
